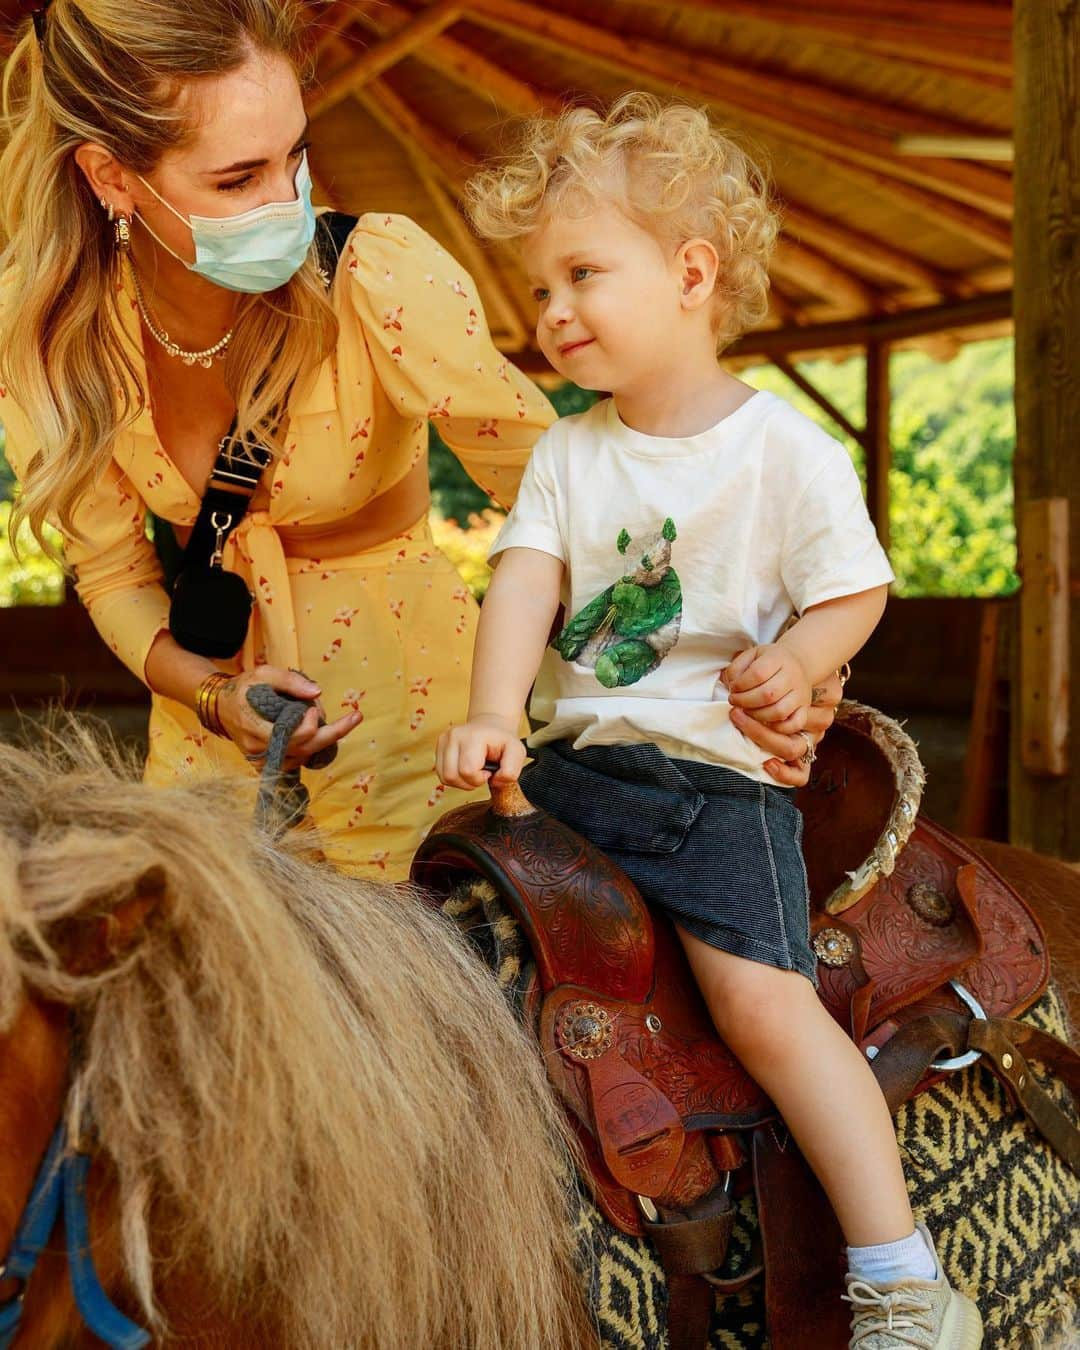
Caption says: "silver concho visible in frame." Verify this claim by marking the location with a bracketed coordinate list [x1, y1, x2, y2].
[812, 926, 856, 968]
[558, 1001, 614, 1061]
[905, 881, 955, 927]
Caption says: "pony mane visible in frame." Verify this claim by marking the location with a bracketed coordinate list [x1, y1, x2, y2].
[0, 721, 592, 1348]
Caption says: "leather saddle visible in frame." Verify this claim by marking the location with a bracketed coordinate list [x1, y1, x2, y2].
[412, 703, 1080, 1350]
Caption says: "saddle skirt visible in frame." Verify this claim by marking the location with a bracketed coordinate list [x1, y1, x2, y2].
[412, 704, 1059, 1239]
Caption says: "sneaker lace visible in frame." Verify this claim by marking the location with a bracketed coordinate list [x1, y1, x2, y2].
[844, 1280, 936, 1347]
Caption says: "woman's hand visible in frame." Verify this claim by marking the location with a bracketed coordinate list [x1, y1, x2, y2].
[731, 669, 844, 787]
[215, 666, 362, 766]
[437, 715, 525, 789]
[723, 642, 812, 732]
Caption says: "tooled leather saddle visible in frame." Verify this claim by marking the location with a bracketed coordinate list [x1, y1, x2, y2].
[411, 702, 1080, 1350]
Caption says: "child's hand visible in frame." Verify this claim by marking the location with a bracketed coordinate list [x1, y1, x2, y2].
[436, 715, 526, 789]
[722, 643, 811, 733]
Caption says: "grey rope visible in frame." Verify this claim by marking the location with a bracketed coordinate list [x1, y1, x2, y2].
[246, 681, 337, 834]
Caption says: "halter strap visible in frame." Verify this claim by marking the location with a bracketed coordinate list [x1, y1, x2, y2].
[0, 1121, 149, 1349]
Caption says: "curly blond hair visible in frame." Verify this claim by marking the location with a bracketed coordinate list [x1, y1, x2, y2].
[466, 92, 779, 350]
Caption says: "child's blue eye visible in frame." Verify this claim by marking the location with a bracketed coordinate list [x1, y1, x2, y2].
[572, 266, 594, 282]
[532, 287, 550, 302]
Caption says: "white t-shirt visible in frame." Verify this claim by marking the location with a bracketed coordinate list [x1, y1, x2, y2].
[490, 390, 895, 784]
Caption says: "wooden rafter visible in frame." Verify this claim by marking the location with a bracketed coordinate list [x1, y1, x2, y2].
[357, 76, 477, 190]
[307, 0, 463, 118]
[735, 1, 1010, 29]
[771, 239, 878, 313]
[726, 290, 1012, 359]
[463, 0, 1013, 222]
[780, 203, 954, 295]
[772, 356, 870, 453]
[345, 0, 558, 118]
[626, 1, 1012, 83]
[310, 0, 380, 56]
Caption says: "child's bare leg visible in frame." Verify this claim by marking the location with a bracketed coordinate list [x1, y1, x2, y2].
[677, 927, 913, 1245]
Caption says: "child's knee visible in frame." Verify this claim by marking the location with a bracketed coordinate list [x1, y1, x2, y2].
[684, 942, 812, 1057]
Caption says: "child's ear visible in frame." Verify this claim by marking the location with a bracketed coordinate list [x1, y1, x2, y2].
[677, 238, 720, 313]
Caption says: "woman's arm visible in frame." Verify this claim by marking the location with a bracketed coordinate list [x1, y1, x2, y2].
[436, 547, 563, 788]
[733, 673, 843, 786]
[342, 213, 556, 509]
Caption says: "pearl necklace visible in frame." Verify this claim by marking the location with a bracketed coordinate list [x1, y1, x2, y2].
[129, 260, 234, 368]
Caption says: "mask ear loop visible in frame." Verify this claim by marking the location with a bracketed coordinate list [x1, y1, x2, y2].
[133, 173, 195, 267]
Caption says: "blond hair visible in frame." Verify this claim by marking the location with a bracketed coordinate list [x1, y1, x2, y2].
[0, 719, 594, 1348]
[466, 92, 779, 350]
[0, 0, 338, 552]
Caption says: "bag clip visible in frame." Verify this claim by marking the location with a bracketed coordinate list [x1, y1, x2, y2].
[209, 511, 233, 569]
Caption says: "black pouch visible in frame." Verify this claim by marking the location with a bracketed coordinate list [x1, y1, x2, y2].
[167, 422, 272, 659]
[169, 563, 255, 659]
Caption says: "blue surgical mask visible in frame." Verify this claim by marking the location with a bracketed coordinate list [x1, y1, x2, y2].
[134, 152, 317, 294]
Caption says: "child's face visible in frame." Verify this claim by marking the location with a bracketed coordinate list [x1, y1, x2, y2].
[522, 200, 697, 393]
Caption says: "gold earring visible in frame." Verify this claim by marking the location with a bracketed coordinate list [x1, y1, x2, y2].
[114, 214, 131, 252]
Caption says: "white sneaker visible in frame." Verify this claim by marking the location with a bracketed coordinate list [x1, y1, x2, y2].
[845, 1224, 983, 1349]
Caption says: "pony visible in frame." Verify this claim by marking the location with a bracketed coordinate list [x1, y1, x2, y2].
[0, 722, 597, 1349]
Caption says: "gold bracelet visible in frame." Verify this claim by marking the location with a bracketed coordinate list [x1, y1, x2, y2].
[195, 672, 230, 736]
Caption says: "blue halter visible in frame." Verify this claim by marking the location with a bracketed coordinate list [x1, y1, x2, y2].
[0, 1119, 149, 1349]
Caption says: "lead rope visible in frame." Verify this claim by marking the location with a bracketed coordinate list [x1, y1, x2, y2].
[245, 679, 338, 834]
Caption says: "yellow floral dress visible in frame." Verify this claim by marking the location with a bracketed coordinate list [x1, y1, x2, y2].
[1, 214, 555, 878]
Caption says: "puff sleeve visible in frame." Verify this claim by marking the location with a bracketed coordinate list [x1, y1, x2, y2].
[343, 213, 555, 508]
[1, 396, 170, 682]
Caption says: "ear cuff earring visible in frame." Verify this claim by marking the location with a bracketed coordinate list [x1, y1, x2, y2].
[100, 195, 130, 251]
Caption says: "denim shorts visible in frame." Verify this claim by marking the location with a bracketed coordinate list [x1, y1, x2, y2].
[519, 740, 816, 984]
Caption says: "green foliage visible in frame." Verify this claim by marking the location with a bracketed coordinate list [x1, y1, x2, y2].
[747, 337, 1018, 597]
[0, 499, 65, 606]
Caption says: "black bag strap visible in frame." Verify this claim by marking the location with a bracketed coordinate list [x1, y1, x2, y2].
[316, 210, 359, 278]
[181, 422, 274, 569]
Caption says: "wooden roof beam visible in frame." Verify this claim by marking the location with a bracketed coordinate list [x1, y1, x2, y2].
[771, 356, 872, 454]
[736, 1, 1011, 30]
[661, 1, 1012, 82]
[309, 0, 382, 57]
[463, 0, 1012, 222]
[308, 0, 463, 119]
[347, 1, 557, 118]
[780, 203, 954, 295]
[355, 77, 477, 192]
[726, 290, 1012, 359]
[771, 239, 880, 313]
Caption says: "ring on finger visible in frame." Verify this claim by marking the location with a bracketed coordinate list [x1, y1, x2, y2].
[797, 730, 816, 766]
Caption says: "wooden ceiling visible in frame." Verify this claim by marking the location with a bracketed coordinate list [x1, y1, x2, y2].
[2, 0, 1016, 363]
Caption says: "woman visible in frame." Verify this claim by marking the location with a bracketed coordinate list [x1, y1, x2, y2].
[0, 0, 837, 879]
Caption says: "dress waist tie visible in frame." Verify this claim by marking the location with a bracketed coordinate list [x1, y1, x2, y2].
[228, 511, 301, 671]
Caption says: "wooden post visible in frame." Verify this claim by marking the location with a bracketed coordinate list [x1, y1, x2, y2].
[1010, 0, 1080, 856]
[1018, 499, 1069, 777]
[864, 340, 891, 555]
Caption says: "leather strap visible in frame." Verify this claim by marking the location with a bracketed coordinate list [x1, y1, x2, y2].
[968, 1019, 1080, 1174]
[640, 1188, 736, 1350]
[752, 1125, 849, 1350]
[870, 1012, 1080, 1175]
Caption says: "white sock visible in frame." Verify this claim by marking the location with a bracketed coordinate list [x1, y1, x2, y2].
[847, 1228, 938, 1283]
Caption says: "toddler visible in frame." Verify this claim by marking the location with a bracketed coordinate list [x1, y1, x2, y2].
[437, 94, 982, 1350]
